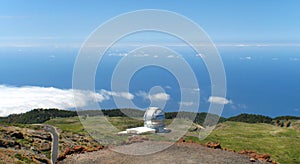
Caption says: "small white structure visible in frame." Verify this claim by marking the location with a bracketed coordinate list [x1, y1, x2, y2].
[143, 107, 165, 133]
[126, 127, 156, 134]
[117, 107, 166, 135]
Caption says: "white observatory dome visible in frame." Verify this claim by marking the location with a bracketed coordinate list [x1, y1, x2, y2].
[143, 107, 165, 132]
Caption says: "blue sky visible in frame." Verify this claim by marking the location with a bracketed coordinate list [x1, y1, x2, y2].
[0, 1, 300, 117]
[1, 0, 300, 48]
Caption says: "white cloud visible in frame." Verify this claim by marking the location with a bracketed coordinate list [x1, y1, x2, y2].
[208, 96, 232, 105]
[236, 44, 251, 47]
[0, 85, 134, 116]
[179, 101, 194, 106]
[150, 93, 169, 101]
[165, 86, 172, 89]
[108, 53, 128, 57]
[132, 53, 149, 57]
[239, 56, 252, 60]
[271, 57, 279, 61]
[196, 53, 205, 58]
[136, 91, 170, 101]
[99, 89, 134, 100]
[230, 103, 247, 110]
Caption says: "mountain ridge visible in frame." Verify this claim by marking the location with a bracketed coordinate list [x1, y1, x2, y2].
[0, 108, 299, 125]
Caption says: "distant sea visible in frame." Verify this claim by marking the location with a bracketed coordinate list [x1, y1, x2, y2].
[0, 46, 299, 117]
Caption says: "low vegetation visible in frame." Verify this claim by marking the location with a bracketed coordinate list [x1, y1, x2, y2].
[165, 112, 226, 126]
[1, 109, 298, 127]
[1, 108, 299, 163]
[227, 113, 273, 124]
[0, 108, 76, 124]
[0, 109, 225, 127]
[184, 121, 300, 163]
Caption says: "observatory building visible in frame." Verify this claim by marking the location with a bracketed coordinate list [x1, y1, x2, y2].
[143, 107, 165, 133]
[118, 107, 167, 134]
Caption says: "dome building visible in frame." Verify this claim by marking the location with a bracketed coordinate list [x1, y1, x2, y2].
[117, 107, 167, 135]
[143, 107, 165, 133]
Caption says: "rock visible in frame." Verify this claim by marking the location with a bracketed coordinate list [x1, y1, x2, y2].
[57, 145, 105, 162]
[238, 150, 256, 155]
[96, 145, 104, 150]
[256, 154, 271, 162]
[74, 146, 85, 153]
[0, 139, 21, 149]
[11, 132, 24, 139]
[228, 149, 235, 152]
[31, 132, 52, 141]
[250, 153, 257, 158]
[32, 156, 51, 164]
[64, 147, 74, 155]
[127, 135, 149, 144]
[57, 154, 67, 161]
[205, 142, 221, 149]
[177, 138, 185, 143]
[238, 150, 272, 163]
[57, 147, 74, 161]
[39, 142, 51, 151]
[250, 157, 256, 162]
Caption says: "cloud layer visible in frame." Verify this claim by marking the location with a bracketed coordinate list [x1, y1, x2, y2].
[208, 96, 232, 105]
[0, 85, 133, 116]
[136, 91, 170, 101]
[99, 89, 134, 100]
[179, 101, 194, 106]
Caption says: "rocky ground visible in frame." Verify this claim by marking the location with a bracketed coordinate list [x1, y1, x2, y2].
[0, 124, 102, 164]
[59, 141, 266, 164]
[0, 121, 283, 163]
[57, 131, 103, 155]
[0, 125, 51, 163]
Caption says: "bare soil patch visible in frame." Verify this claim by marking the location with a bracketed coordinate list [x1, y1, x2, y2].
[59, 141, 264, 164]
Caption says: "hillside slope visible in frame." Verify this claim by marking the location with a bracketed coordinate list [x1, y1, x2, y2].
[185, 121, 300, 163]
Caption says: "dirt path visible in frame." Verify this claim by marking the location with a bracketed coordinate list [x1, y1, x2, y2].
[60, 141, 262, 164]
[33, 124, 59, 164]
[44, 125, 59, 164]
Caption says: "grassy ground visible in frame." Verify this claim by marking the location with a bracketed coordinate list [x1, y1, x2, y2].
[45, 116, 174, 134]
[45, 116, 173, 145]
[45, 116, 85, 133]
[185, 121, 300, 163]
[45, 117, 300, 163]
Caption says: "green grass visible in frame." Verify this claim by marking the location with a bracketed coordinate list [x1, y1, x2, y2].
[45, 116, 145, 145]
[45, 116, 85, 133]
[14, 154, 33, 163]
[107, 117, 144, 131]
[45, 116, 175, 133]
[45, 116, 300, 163]
[184, 121, 300, 163]
[0, 123, 43, 130]
[45, 116, 175, 145]
[41, 150, 51, 159]
[45, 116, 144, 133]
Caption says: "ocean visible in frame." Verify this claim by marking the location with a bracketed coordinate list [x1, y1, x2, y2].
[0, 46, 299, 117]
